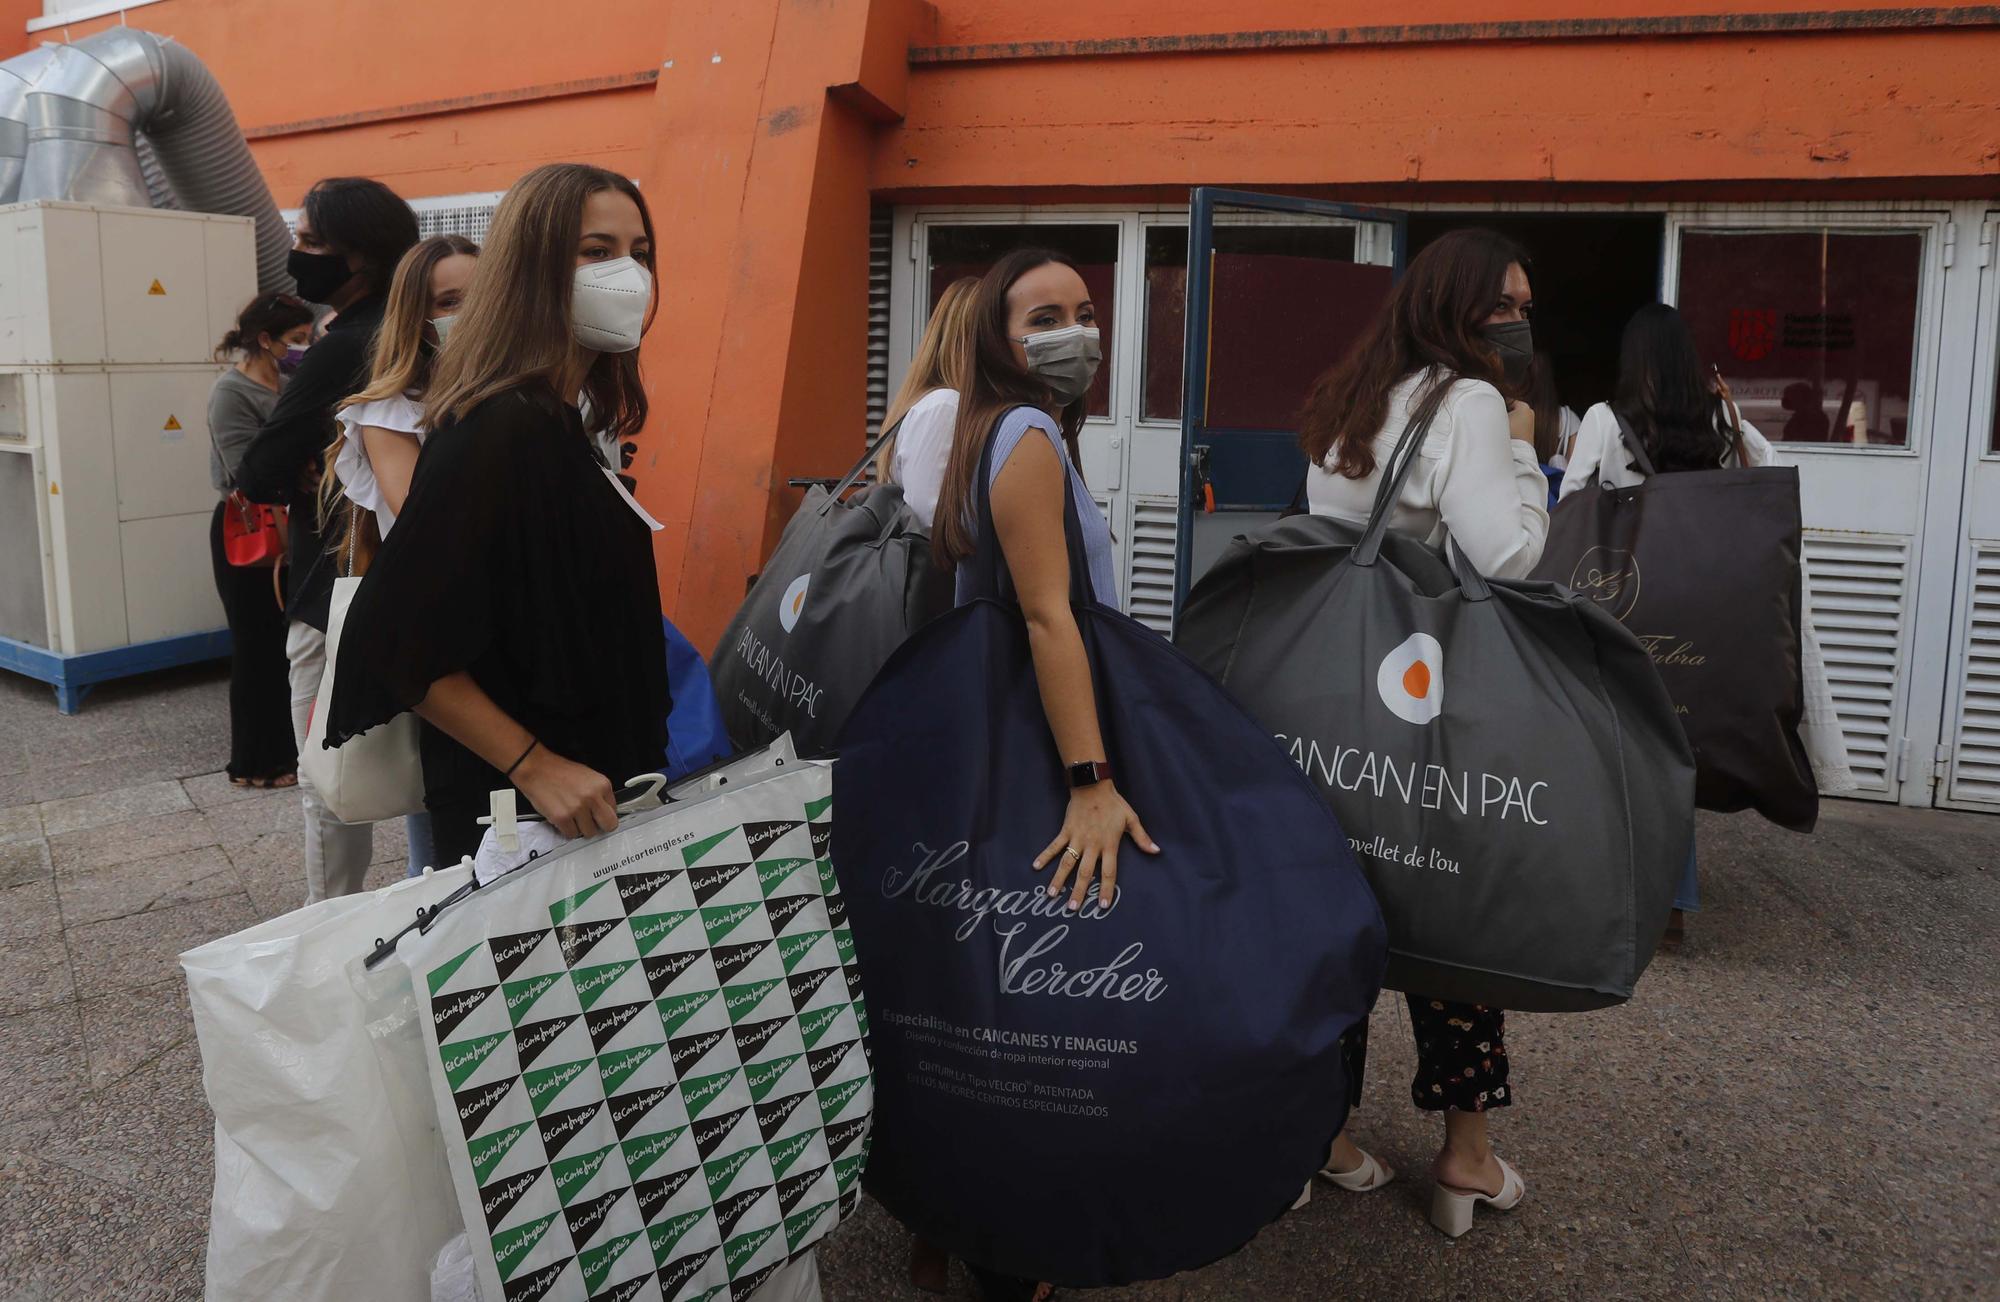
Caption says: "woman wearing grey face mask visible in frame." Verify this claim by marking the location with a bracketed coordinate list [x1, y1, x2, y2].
[1292, 228, 1548, 1238]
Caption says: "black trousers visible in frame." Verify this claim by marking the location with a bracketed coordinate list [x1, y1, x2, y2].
[209, 501, 297, 782]
[1350, 994, 1512, 1114]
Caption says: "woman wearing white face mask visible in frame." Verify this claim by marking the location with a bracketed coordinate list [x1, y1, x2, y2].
[323, 163, 669, 868]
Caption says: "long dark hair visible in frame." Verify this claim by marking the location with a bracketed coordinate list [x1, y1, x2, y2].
[931, 248, 1088, 567]
[1299, 228, 1528, 478]
[1525, 351, 1566, 464]
[215, 292, 313, 360]
[1613, 303, 1732, 472]
[300, 177, 420, 300]
[424, 164, 655, 442]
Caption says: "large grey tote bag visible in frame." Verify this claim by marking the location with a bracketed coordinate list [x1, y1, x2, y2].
[1176, 380, 1696, 1011]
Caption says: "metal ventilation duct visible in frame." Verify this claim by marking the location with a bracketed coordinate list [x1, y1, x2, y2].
[7, 30, 293, 293]
[0, 48, 55, 205]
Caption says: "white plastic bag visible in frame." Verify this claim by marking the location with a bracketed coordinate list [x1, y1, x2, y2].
[182, 865, 474, 1302]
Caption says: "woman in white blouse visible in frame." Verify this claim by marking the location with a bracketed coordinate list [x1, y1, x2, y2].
[322, 233, 478, 877]
[1298, 228, 1546, 1237]
[1561, 304, 1855, 939]
[877, 275, 978, 528]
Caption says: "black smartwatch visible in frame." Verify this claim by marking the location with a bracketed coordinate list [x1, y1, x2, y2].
[1067, 759, 1114, 789]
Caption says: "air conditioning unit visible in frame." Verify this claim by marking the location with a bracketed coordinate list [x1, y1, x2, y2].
[0, 200, 258, 711]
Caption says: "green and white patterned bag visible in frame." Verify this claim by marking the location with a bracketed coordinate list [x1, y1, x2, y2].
[399, 758, 869, 1302]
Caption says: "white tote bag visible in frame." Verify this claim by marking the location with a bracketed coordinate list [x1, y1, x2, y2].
[301, 574, 425, 824]
[182, 865, 475, 1302]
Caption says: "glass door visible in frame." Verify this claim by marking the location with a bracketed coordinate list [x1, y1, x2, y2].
[1173, 188, 1406, 611]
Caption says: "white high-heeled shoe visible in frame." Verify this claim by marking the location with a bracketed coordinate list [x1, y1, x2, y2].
[1292, 1146, 1397, 1208]
[1428, 1157, 1526, 1238]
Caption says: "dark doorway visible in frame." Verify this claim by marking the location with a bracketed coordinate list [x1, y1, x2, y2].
[1408, 213, 1665, 419]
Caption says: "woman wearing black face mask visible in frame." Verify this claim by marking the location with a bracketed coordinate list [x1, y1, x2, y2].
[1292, 228, 1547, 1237]
[236, 175, 419, 904]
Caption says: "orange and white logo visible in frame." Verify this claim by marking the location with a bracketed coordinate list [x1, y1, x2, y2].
[1376, 632, 1444, 725]
[778, 573, 811, 633]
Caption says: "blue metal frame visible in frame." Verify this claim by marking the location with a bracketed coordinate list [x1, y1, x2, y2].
[1173, 187, 1411, 611]
[0, 628, 231, 714]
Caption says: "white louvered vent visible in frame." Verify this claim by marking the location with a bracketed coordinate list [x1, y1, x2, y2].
[282, 192, 504, 244]
[1947, 544, 2000, 806]
[865, 205, 892, 451]
[1802, 532, 1909, 799]
[1128, 497, 1179, 634]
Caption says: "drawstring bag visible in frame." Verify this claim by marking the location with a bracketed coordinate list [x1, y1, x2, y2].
[1177, 378, 1695, 1013]
[710, 421, 954, 754]
[833, 413, 1386, 1287]
[1533, 408, 1817, 830]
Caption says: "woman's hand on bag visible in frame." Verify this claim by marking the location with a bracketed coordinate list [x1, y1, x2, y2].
[514, 747, 619, 839]
[1034, 783, 1160, 912]
[1505, 399, 1536, 445]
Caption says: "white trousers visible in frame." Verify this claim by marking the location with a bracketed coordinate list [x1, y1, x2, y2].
[286, 621, 377, 903]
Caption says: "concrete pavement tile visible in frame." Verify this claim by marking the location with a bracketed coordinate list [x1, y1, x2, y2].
[201, 786, 303, 846]
[0, 934, 72, 1018]
[0, 804, 40, 846]
[55, 845, 241, 928]
[234, 851, 306, 920]
[17, 715, 157, 770]
[0, 840, 51, 890]
[181, 768, 288, 810]
[63, 892, 257, 1000]
[0, 1004, 89, 1125]
[0, 879, 60, 941]
[75, 977, 195, 1090]
[36, 779, 192, 838]
[0, 771, 33, 807]
[47, 808, 219, 877]
[24, 752, 186, 804]
[0, 1150, 207, 1302]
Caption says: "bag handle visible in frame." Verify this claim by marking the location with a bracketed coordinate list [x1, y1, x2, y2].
[813, 416, 906, 517]
[1353, 374, 1453, 568]
[962, 406, 1094, 610]
[1718, 390, 1752, 469]
[1607, 406, 1659, 482]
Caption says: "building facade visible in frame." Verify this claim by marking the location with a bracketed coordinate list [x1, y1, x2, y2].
[14, 0, 2000, 812]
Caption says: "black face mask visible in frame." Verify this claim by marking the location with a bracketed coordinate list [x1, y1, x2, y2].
[288, 248, 355, 305]
[1482, 320, 1534, 392]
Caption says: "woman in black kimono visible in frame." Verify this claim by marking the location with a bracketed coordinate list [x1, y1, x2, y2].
[324, 163, 668, 866]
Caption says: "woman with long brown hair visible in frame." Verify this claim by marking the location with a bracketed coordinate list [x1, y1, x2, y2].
[875, 275, 979, 525]
[323, 163, 668, 868]
[917, 248, 1157, 1302]
[316, 233, 478, 877]
[1298, 228, 1546, 1237]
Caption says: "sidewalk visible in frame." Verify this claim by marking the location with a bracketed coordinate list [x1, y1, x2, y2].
[0, 662, 1994, 1300]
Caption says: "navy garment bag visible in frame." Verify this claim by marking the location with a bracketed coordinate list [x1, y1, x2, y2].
[833, 416, 1386, 1287]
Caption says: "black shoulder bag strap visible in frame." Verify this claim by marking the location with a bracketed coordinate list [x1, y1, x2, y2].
[1352, 374, 1492, 601]
[812, 416, 907, 517]
[1608, 406, 1660, 482]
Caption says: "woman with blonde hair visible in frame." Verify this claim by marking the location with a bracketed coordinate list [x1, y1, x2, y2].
[876, 275, 978, 525]
[316, 233, 478, 876]
[324, 163, 669, 869]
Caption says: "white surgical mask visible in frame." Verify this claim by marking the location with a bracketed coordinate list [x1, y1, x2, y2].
[1015, 323, 1101, 404]
[571, 256, 652, 353]
[429, 314, 457, 347]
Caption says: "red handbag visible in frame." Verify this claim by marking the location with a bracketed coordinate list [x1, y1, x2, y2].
[222, 491, 289, 568]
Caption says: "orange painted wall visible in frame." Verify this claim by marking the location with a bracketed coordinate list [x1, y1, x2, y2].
[12, 1, 2000, 647]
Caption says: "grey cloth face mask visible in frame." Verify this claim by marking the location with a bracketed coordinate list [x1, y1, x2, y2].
[1016, 324, 1102, 404]
[1482, 320, 1534, 391]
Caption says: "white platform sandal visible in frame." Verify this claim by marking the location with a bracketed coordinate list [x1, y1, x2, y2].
[1428, 1157, 1526, 1238]
[1292, 1147, 1397, 1208]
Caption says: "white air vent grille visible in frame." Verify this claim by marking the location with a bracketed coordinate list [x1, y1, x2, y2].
[1128, 497, 1179, 635]
[1802, 532, 1910, 799]
[866, 205, 892, 450]
[1947, 544, 2000, 807]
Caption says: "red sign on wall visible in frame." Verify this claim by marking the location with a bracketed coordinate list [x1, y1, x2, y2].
[1729, 308, 1778, 361]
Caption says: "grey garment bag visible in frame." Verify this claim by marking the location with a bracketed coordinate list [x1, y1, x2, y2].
[710, 419, 955, 754]
[1176, 375, 1695, 1011]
